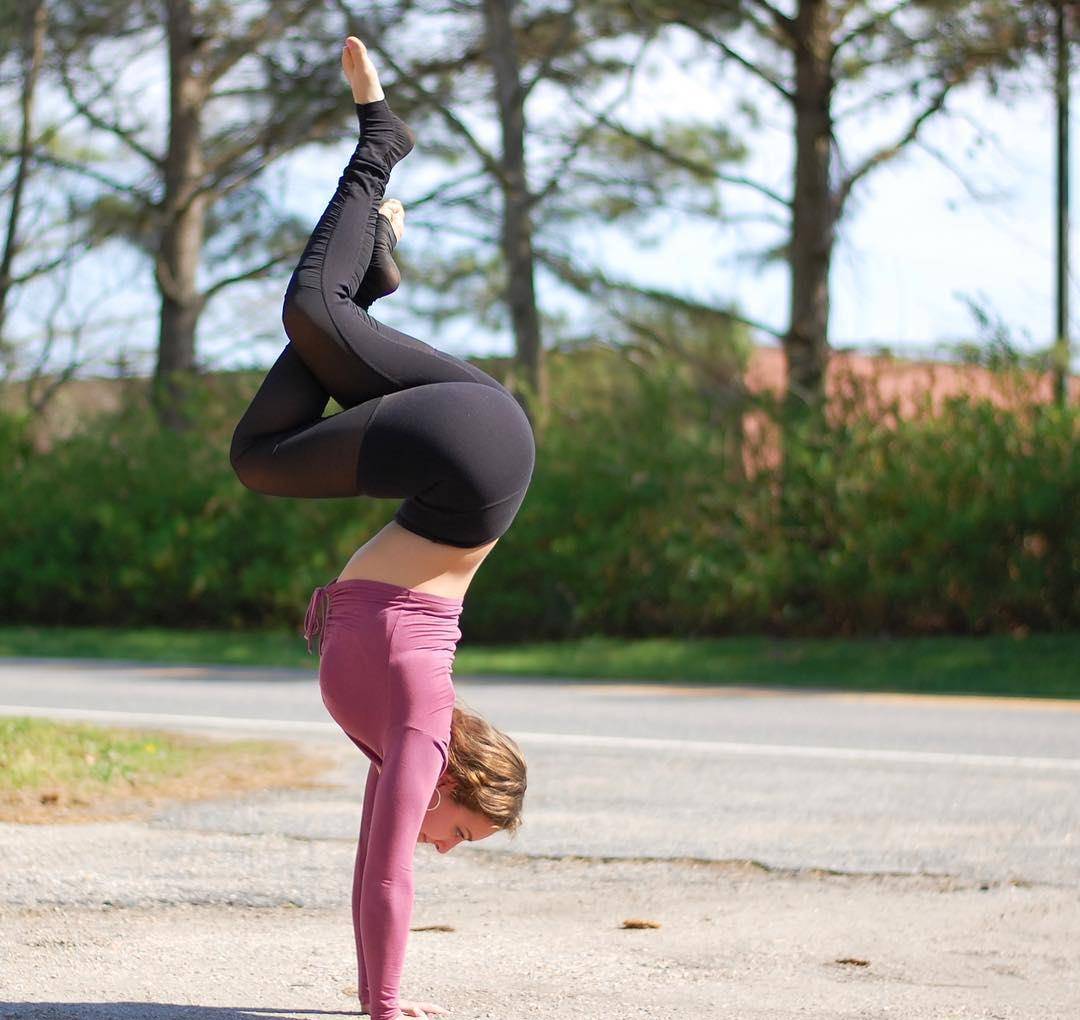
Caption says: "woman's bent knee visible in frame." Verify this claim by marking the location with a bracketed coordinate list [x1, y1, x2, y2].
[282, 281, 326, 341]
[229, 430, 265, 493]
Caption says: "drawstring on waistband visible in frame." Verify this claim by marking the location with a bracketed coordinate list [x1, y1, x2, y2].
[304, 585, 330, 656]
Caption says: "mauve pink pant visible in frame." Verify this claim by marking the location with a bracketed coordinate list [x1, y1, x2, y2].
[305, 577, 463, 1020]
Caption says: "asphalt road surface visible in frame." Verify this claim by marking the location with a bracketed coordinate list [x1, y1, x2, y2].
[2, 657, 1078, 1019]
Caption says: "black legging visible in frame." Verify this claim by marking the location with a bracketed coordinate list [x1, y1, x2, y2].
[230, 99, 536, 549]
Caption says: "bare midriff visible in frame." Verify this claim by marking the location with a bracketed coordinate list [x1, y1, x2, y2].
[336, 519, 499, 601]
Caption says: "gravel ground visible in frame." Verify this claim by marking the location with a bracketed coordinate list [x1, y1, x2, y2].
[3, 861, 1078, 1019]
[3, 798, 1079, 1019]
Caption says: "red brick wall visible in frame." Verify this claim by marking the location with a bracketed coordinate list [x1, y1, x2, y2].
[740, 346, 1077, 475]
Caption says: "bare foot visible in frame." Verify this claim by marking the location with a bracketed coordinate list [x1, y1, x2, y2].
[341, 36, 384, 104]
[378, 198, 405, 244]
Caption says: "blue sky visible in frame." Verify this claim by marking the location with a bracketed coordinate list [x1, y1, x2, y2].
[12, 24, 1079, 376]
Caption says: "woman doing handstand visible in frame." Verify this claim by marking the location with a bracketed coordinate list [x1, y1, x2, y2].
[229, 36, 535, 1020]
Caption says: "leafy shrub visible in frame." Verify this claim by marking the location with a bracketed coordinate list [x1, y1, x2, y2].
[2, 351, 1075, 639]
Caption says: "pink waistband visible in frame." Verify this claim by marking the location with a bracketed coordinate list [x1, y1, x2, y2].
[303, 578, 464, 656]
[327, 577, 465, 607]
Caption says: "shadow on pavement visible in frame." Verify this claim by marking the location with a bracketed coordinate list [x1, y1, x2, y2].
[1, 1006, 361, 1020]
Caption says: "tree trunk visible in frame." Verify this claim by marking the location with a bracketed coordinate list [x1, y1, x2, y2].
[154, 0, 209, 430]
[482, 0, 547, 427]
[777, 0, 838, 613]
[785, 0, 835, 417]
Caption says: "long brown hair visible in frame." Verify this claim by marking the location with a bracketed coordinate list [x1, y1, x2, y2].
[445, 700, 526, 837]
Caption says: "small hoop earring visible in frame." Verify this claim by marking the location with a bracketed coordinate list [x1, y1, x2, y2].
[426, 789, 441, 812]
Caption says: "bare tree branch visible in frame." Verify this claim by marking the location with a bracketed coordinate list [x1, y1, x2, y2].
[201, 97, 345, 198]
[368, 39, 509, 187]
[676, 20, 793, 103]
[10, 251, 70, 286]
[833, 80, 952, 217]
[21, 257, 84, 414]
[409, 218, 497, 245]
[746, 0, 797, 39]
[1, 0, 46, 339]
[534, 242, 784, 340]
[913, 134, 1008, 205]
[560, 99, 791, 209]
[10, 150, 154, 201]
[520, 0, 580, 99]
[833, 74, 934, 122]
[721, 210, 790, 229]
[740, 1, 796, 47]
[530, 33, 652, 210]
[832, 0, 868, 26]
[203, 251, 294, 300]
[715, 170, 790, 208]
[832, 0, 916, 59]
[57, 55, 164, 170]
[405, 167, 492, 211]
[203, 0, 326, 89]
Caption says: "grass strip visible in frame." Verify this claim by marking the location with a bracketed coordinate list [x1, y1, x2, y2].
[0, 626, 1076, 699]
[0, 716, 336, 824]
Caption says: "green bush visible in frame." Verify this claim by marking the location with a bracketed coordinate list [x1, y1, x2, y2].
[734, 396, 1078, 636]
[1, 352, 1076, 639]
[1, 381, 394, 629]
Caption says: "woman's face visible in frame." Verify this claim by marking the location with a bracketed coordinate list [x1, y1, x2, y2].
[418, 777, 500, 853]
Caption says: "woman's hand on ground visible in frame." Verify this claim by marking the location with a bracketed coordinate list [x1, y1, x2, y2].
[398, 999, 450, 1017]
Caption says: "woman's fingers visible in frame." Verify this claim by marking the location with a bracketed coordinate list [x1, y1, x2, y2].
[398, 1001, 449, 1017]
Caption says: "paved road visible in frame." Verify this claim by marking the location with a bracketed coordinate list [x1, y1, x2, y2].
[1, 657, 1077, 885]
[3, 657, 1079, 1019]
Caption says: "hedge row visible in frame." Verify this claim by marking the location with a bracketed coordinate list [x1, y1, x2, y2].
[3, 350, 1076, 640]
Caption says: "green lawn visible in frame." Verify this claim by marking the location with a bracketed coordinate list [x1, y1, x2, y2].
[0, 626, 1076, 699]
